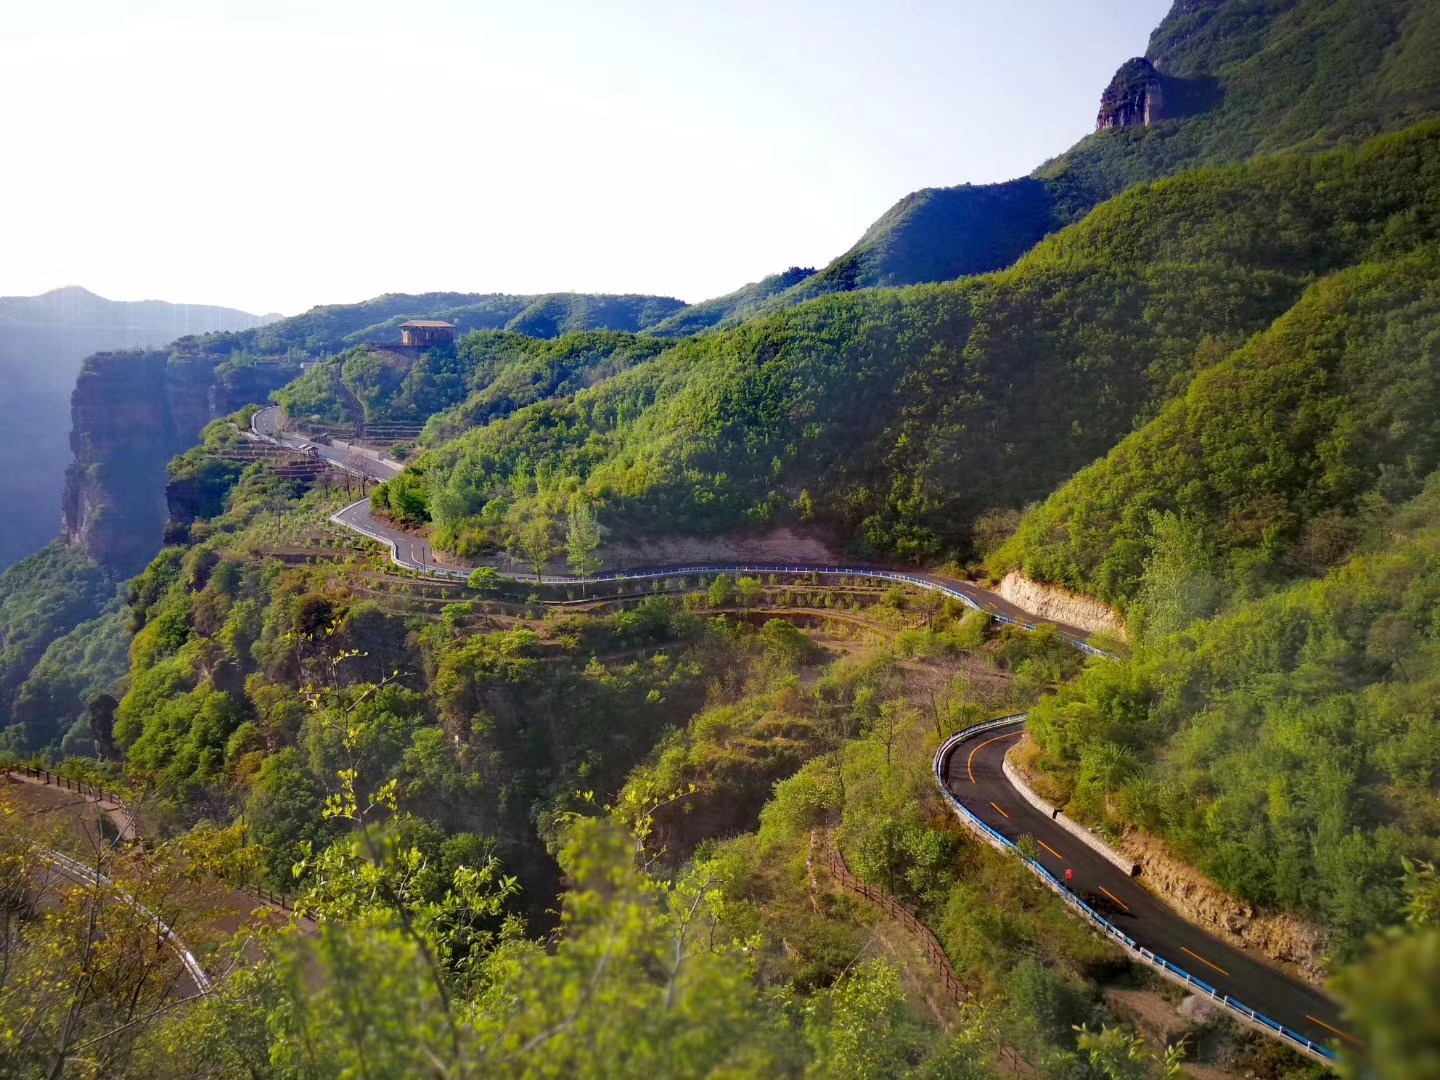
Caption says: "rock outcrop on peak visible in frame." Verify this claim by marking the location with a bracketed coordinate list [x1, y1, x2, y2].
[1096, 57, 1165, 131]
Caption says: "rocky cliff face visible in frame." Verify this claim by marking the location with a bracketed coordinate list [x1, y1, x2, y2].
[995, 571, 1127, 640]
[62, 351, 294, 573]
[63, 351, 174, 573]
[1097, 57, 1166, 130]
[0, 288, 275, 570]
[1116, 830, 1332, 986]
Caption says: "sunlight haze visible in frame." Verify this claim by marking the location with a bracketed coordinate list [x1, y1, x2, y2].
[2, 0, 1168, 314]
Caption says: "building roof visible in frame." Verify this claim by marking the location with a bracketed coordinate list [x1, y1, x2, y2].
[400, 319, 456, 329]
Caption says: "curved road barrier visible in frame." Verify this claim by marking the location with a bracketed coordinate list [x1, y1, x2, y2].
[327, 496, 1111, 657]
[936, 720, 1345, 1066]
[40, 846, 211, 994]
[292, 418, 1351, 1066]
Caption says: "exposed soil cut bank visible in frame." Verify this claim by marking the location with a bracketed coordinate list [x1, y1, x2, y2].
[996, 572, 1126, 640]
[1007, 739, 1332, 988]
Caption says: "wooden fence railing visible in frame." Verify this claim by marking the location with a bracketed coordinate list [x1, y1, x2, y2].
[7, 764, 129, 813]
[5, 765, 294, 913]
[815, 832, 966, 1005]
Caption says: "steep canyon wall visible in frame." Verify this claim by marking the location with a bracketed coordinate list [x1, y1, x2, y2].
[61, 351, 295, 572]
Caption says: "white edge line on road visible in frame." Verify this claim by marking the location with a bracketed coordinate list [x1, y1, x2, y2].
[41, 847, 211, 993]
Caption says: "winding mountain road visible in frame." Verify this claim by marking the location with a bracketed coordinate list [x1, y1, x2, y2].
[941, 719, 1350, 1060]
[40, 847, 211, 995]
[255, 404, 1355, 1063]
[252, 405, 404, 484]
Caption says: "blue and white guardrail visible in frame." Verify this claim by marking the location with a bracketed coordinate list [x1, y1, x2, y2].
[328, 499, 1114, 659]
[934, 720, 1338, 1066]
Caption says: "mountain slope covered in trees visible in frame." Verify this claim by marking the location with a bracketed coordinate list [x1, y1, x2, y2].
[1017, 468, 1440, 958]
[373, 121, 1440, 568]
[3, 422, 1235, 1077]
[758, 0, 1440, 315]
[0, 543, 121, 753]
[645, 267, 817, 337]
[991, 248, 1440, 608]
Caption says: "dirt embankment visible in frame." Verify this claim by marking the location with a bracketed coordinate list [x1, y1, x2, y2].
[996, 572, 1126, 640]
[1007, 743, 1331, 988]
[1115, 831, 1332, 989]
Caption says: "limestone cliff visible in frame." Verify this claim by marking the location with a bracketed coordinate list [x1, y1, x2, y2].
[62, 350, 295, 572]
[995, 571, 1127, 641]
[62, 351, 173, 573]
[1096, 57, 1165, 130]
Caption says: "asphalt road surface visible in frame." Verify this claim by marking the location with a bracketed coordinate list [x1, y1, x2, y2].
[333, 496, 443, 569]
[294, 405, 1357, 1058]
[252, 405, 403, 484]
[943, 718, 1357, 1056]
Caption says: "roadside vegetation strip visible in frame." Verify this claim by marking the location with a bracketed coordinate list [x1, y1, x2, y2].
[932, 722, 1340, 1067]
[999, 751, 1143, 877]
[327, 497, 1117, 659]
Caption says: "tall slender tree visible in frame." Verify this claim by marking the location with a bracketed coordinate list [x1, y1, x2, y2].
[511, 513, 557, 583]
[567, 498, 602, 595]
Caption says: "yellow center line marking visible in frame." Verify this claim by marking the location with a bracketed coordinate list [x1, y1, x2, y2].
[1098, 886, 1130, 912]
[1181, 947, 1230, 978]
[1306, 1015, 1363, 1047]
[990, 802, 1010, 819]
[966, 731, 1021, 784]
[1036, 839, 1064, 860]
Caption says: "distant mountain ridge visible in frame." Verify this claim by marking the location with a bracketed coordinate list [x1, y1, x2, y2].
[0, 285, 280, 331]
[715, 0, 1440, 322]
[222, 291, 686, 357]
[0, 286, 274, 570]
[56, 288, 690, 574]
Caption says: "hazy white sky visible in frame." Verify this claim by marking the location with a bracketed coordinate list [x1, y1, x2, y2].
[1, 0, 1169, 315]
